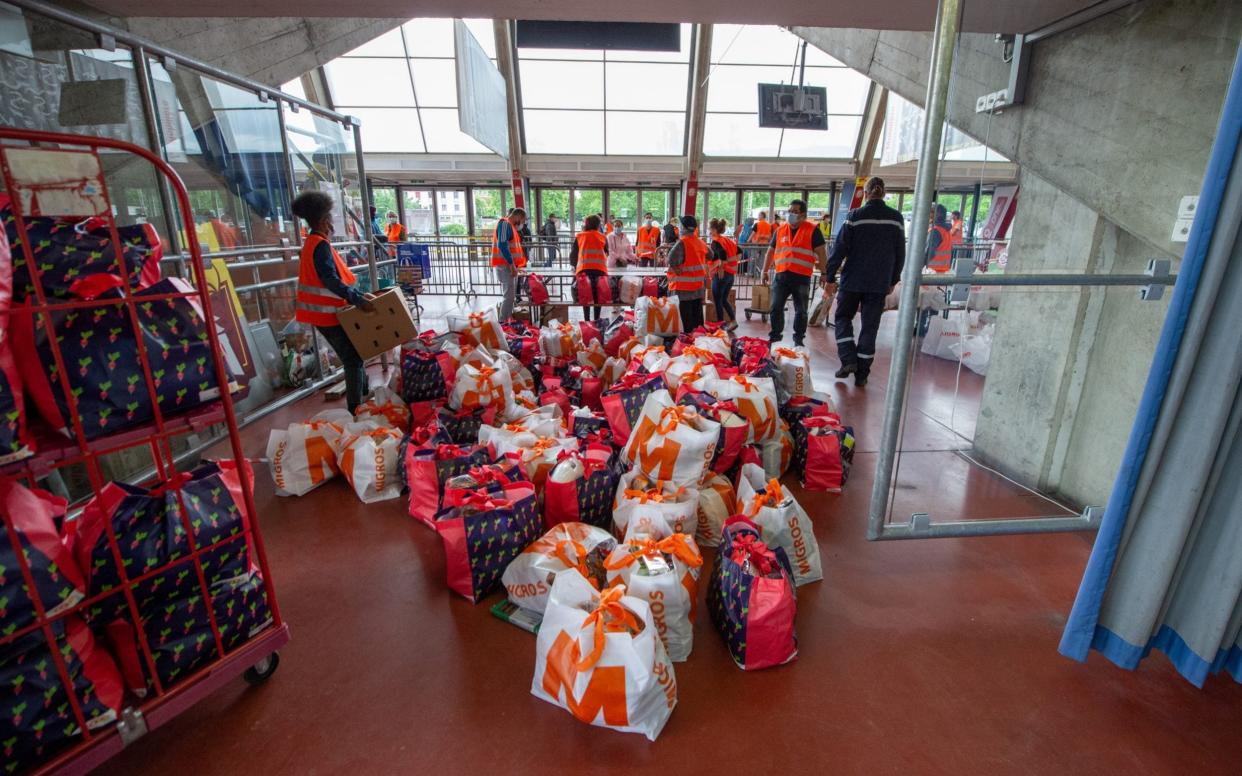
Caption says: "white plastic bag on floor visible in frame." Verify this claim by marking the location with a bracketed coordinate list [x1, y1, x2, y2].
[664, 357, 718, 392]
[922, 310, 982, 361]
[621, 391, 719, 486]
[634, 295, 682, 338]
[532, 569, 677, 740]
[502, 523, 617, 615]
[338, 423, 404, 503]
[736, 463, 822, 585]
[266, 414, 349, 496]
[771, 346, 814, 398]
[354, 386, 411, 430]
[613, 468, 699, 539]
[950, 322, 995, 376]
[479, 414, 564, 459]
[691, 330, 732, 358]
[604, 534, 703, 662]
[758, 420, 793, 479]
[448, 309, 508, 352]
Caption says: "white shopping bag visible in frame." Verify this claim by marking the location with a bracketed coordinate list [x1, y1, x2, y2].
[507, 435, 579, 487]
[634, 295, 682, 338]
[921, 310, 981, 361]
[603, 534, 703, 662]
[502, 523, 617, 614]
[691, 330, 732, 357]
[736, 463, 822, 585]
[540, 320, 583, 359]
[771, 346, 814, 398]
[620, 276, 642, 305]
[709, 375, 781, 444]
[532, 570, 677, 740]
[621, 391, 719, 486]
[950, 322, 995, 376]
[448, 309, 508, 352]
[759, 421, 793, 479]
[479, 414, 564, 460]
[612, 467, 699, 539]
[354, 386, 411, 430]
[266, 415, 348, 496]
[338, 423, 404, 503]
[449, 362, 515, 414]
[664, 356, 718, 392]
[640, 347, 671, 375]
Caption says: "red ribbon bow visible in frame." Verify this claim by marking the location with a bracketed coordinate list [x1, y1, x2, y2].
[730, 533, 776, 575]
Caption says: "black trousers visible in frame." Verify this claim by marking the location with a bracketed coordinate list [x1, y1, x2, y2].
[833, 290, 886, 377]
[679, 296, 704, 333]
[316, 324, 368, 412]
[769, 271, 811, 344]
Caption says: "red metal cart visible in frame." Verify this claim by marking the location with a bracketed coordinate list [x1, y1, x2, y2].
[0, 129, 288, 774]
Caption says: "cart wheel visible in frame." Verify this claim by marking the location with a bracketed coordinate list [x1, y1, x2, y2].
[745, 310, 752, 321]
[761, 313, 768, 323]
[243, 652, 280, 685]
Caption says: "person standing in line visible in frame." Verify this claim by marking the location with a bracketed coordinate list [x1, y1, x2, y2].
[490, 207, 527, 320]
[824, 176, 905, 387]
[751, 211, 773, 246]
[370, 206, 385, 245]
[708, 218, 739, 329]
[663, 216, 679, 246]
[925, 203, 953, 273]
[606, 212, 617, 234]
[571, 214, 609, 321]
[667, 215, 708, 332]
[761, 199, 826, 348]
[819, 211, 833, 241]
[541, 212, 559, 263]
[636, 212, 661, 267]
[383, 211, 405, 258]
[291, 191, 375, 413]
[607, 218, 637, 267]
[949, 209, 965, 243]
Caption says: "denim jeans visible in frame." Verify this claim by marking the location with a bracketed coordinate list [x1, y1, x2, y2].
[711, 273, 735, 322]
[495, 264, 516, 320]
[316, 324, 367, 413]
[769, 271, 811, 345]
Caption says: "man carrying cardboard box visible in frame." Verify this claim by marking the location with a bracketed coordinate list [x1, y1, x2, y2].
[292, 190, 375, 412]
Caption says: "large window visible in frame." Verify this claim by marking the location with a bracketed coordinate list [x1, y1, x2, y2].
[703, 25, 869, 159]
[538, 188, 570, 230]
[324, 19, 499, 155]
[706, 191, 739, 233]
[518, 24, 692, 156]
[608, 190, 638, 233]
[403, 189, 436, 237]
[573, 189, 604, 229]
[472, 188, 505, 236]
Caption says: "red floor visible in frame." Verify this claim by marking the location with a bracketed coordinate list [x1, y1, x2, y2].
[94, 312, 1242, 775]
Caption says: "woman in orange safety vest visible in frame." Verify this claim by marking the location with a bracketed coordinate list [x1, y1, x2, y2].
[571, 214, 609, 321]
[708, 218, 739, 328]
[636, 212, 661, 267]
[292, 190, 375, 412]
[926, 204, 953, 273]
[666, 215, 708, 333]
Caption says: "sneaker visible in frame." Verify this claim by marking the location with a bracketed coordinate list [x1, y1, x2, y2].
[725, 321, 739, 332]
[834, 363, 857, 379]
[855, 373, 869, 387]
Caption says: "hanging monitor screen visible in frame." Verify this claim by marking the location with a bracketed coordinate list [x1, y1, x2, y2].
[757, 84, 829, 131]
[515, 21, 679, 52]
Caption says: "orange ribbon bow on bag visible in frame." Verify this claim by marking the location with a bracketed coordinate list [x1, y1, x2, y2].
[553, 539, 596, 586]
[603, 534, 703, 571]
[745, 479, 785, 517]
[576, 585, 642, 671]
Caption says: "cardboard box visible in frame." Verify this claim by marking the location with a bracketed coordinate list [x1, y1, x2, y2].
[750, 284, 771, 312]
[539, 302, 572, 324]
[337, 287, 418, 360]
[704, 290, 737, 323]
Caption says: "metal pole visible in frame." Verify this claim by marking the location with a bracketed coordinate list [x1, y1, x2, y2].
[353, 121, 378, 293]
[967, 181, 982, 239]
[276, 98, 301, 247]
[868, 0, 964, 541]
[131, 46, 182, 257]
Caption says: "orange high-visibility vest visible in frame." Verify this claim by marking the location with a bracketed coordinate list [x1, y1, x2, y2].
[490, 218, 526, 268]
[295, 233, 357, 327]
[752, 220, 773, 244]
[713, 236, 740, 275]
[636, 225, 660, 258]
[606, 222, 614, 234]
[575, 230, 608, 274]
[773, 221, 819, 276]
[668, 235, 708, 292]
[928, 224, 953, 273]
[385, 221, 405, 242]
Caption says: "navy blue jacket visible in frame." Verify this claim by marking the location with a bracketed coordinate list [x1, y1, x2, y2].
[826, 199, 906, 293]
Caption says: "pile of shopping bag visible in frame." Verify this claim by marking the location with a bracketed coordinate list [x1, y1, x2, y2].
[261, 307, 860, 741]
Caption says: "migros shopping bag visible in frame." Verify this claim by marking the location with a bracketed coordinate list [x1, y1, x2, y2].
[436, 483, 542, 603]
[448, 309, 508, 352]
[532, 570, 677, 740]
[338, 423, 404, 503]
[266, 415, 347, 497]
[707, 517, 797, 671]
[634, 294, 682, 338]
[612, 468, 698, 540]
[621, 392, 719, 487]
[736, 464, 822, 586]
[501, 522, 617, 614]
[603, 534, 703, 662]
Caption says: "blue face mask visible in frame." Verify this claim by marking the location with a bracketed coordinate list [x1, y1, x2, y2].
[787, 212, 804, 226]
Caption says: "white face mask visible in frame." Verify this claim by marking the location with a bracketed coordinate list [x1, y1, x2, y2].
[787, 212, 804, 226]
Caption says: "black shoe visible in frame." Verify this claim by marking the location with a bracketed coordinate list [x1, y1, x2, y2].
[793, 340, 804, 348]
[834, 363, 857, 379]
[768, 336, 782, 344]
[855, 373, 869, 387]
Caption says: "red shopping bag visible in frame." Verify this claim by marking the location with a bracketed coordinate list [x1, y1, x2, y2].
[404, 442, 495, 528]
[540, 386, 573, 419]
[604, 320, 634, 357]
[708, 517, 797, 670]
[575, 273, 594, 304]
[527, 273, 550, 305]
[802, 416, 856, 493]
[579, 320, 602, 346]
[642, 276, 660, 298]
[600, 372, 667, 447]
[436, 483, 542, 603]
[543, 445, 619, 529]
[595, 275, 613, 304]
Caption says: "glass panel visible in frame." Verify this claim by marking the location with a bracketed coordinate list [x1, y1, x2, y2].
[437, 189, 468, 237]
[281, 78, 307, 101]
[778, 115, 862, 158]
[284, 105, 363, 242]
[807, 190, 832, 215]
[518, 60, 604, 109]
[461, 19, 498, 58]
[741, 191, 773, 224]
[325, 58, 415, 106]
[609, 190, 638, 233]
[402, 19, 457, 58]
[605, 111, 685, 156]
[524, 110, 604, 154]
[371, 187, 398, 225]
[419, 108, 492, 154]
[707, 191, 739, 233]
[343, 28, 406, 57]
[640, 190, 673, 225]
[605, 63, 689, 111]
[403, 189, 436, 237]
[411, 59, 459, 108]
[517, 47, 603, 62]
[473, 188, 504, 236]
[711, 25, 804, 66]
[704, 114, 781, 157]
[573, 189, 604, 231]
[538, 188, 570, 229]
[342, 108, 424, 152]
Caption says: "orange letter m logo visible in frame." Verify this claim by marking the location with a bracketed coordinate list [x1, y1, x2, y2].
[542, 631, 629, 726]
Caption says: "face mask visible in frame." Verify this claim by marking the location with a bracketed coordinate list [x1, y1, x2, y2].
[388, 218, 397, 224]
[787, 212, 803, 226]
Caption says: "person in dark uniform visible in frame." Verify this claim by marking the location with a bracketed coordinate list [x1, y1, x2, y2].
[824, 176, 906, 387]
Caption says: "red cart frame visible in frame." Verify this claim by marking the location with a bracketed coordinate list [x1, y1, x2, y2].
[0, 129, 289, 774]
